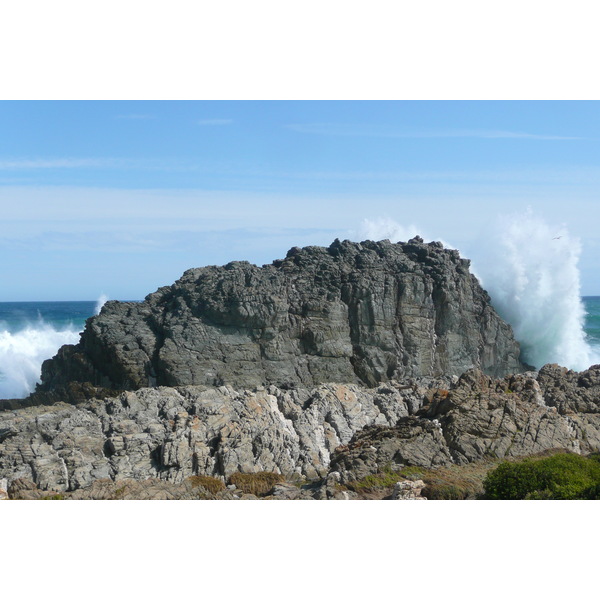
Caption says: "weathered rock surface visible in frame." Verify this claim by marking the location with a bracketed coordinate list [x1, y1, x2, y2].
[391, 480, 427, 500]
[329, 365, 600, 485]
[0, 477, 7, 500]
[3, 364, 600, 499]
[0, 380, 427, 492]
[37, 238, 525, 396]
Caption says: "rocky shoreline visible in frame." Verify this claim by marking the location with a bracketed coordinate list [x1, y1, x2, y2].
[2, 238, 599, 500]
[2, 363, 600, 499]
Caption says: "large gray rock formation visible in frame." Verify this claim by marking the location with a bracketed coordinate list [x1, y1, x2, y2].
[37, 237, 524, 395]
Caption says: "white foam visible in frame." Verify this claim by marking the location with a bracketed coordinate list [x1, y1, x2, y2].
[470, 210, 599, 370]
[0, 321, 81, 399]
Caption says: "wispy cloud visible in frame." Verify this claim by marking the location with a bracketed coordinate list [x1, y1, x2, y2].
[0, 158, 124, 170]
[0, 157, 202, 171]
[197, 119, 233, 126]
[286, 123, 582, 140]
[115, 114, 155, 120]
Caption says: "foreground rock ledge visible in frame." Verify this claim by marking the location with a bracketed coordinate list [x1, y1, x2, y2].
[2, 364, 600, 499]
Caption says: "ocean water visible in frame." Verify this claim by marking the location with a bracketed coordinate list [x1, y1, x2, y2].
[0, 299, 105, 400]
[1, 296, 600, 401]
[585, 296, 600, 355]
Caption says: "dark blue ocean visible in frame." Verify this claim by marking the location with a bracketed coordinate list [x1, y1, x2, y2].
[585, 296, 600, 349]
[1, 297, 600, 400]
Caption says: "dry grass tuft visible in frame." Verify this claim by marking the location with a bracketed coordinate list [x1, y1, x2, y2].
[187, 475, 226, 495]
[228, 471, 285, 496]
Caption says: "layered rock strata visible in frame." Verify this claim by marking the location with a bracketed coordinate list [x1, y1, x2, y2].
[37, 238, 524, 395]
[0, 379, 429, 491]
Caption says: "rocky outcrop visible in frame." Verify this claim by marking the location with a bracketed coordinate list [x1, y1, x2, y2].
[3, 364, 600, 498]
[37, 238, 524, 396]
[0, 380, 429, 492]
[329, 365, 600, 485]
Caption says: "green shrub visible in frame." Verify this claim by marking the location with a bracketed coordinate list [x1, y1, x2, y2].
[227, 472, 284, 496]
[400, 466, 427, 480]
[582, 483, 600, 499]
[483, 453, 600, 500]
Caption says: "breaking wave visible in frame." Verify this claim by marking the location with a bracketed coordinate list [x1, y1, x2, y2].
[0, 320, 81, 399]
[471, 210, 599, 370]
[354, 213, 600, 371]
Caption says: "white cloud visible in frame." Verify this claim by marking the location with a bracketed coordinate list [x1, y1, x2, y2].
[0, 186, 363, 231]
[0, 158, 122, 170]
[0, 157, 211, 172]
[286, 123, 582, 140]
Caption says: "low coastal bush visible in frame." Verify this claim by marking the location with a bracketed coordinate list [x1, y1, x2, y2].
[483, 453, 600, 499]
[227, 471, 284, 496]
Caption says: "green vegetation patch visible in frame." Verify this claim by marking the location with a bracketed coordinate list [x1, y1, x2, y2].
[483, 453, 600, 500]
[345, 465, 405, 493]
[228, 472, 285, 496]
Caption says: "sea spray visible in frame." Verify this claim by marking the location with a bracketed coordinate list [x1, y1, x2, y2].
[0, 298, 103, 400]
[354, 218, 455, 250]
[353, 213, 599, 371]
[471, 211, 598, 370]
[356, 218, 422, 244]
[95, 293, 109, 315]
[0, 321, 80, 399]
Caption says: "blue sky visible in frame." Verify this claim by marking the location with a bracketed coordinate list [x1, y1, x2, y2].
[1, 100, 599, 300]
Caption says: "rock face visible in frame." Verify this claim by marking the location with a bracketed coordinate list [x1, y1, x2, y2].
[2, 364, 600, 496]
[0, 380, 428, 492]
[38, 238, 524, 395]
[329, 365, 600, 485]
[391, 480, 427, 500]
